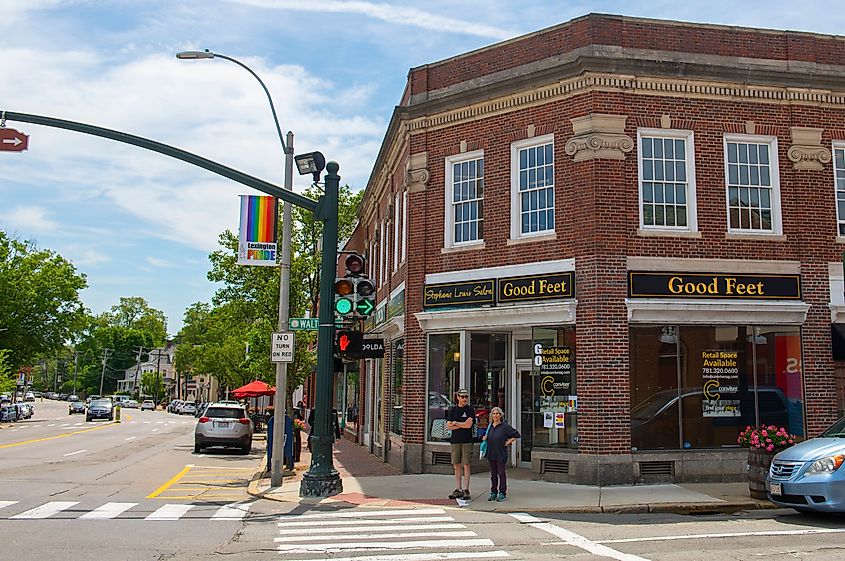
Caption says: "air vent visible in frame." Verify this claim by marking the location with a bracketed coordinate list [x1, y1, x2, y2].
[432, 451, 452, 465]
[639, 461, 674, 476]
[541, 459, 570, 474]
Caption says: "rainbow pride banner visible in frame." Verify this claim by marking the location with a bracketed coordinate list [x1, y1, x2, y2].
[237, 195, 278, 266]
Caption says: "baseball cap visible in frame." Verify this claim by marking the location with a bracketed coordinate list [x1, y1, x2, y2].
[456, 389, 469, 397]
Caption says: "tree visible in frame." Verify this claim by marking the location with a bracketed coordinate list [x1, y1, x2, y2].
[0, 349, 15, 394]
[98, 296, 167, 345]
[0, 231, 88, 372]
[140, 370, 163, 403]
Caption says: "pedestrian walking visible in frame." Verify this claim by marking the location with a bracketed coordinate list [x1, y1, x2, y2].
[446, 388, 476, 500]
[483, 406, 520, 501]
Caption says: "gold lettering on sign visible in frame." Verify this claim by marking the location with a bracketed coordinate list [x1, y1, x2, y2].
[724, 278, 764, 296]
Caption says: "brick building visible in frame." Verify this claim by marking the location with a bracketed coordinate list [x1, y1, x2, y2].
[337, 13, 845, 485]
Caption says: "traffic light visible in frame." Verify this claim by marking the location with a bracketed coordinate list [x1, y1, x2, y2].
[336, 330, 363, 355]
[333, 253, 376, 319]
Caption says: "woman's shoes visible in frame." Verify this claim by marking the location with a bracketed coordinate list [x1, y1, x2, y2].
[497, 492, 507, 501]
[488, 492, 497, 501]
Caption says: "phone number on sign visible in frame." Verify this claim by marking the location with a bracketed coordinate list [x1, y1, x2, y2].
[702, 368, 738, 375]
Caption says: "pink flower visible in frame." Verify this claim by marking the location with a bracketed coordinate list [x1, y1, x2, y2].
[761, 430, 768, 437]
[788, 439, 794, 444]
[766, 444, 774, 452]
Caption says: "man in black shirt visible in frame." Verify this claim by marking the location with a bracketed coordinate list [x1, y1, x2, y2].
[446, 389, 475, 500]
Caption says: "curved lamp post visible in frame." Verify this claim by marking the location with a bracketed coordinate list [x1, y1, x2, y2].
[176, 49, 295, 488]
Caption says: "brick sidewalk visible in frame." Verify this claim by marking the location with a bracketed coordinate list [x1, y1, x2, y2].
[271, 436, 401, 484]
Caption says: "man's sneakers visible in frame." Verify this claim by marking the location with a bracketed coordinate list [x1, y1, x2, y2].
[448, 488, 464, 499]
[497, 491, 507, 502]
[488, 492, 497, 501]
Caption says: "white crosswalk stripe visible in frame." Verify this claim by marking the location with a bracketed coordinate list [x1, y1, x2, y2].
[0, 500, 254, 521]
[276, 508, 507, 557]
[80, 502, 138, 519]
[0, 501, 19, 510]
[11, 501, 79, 519]
[211, 502, 252, 521]
[146, 504, 195, 520]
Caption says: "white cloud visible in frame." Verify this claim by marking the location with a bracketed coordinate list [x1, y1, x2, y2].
[146, 256, 173, 268]
[68, 248, 110, 267]
[231, 0, 515, 39]
[0, 205, 60, 234]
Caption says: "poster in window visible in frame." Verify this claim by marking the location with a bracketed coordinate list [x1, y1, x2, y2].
[701, 350, 740, 417]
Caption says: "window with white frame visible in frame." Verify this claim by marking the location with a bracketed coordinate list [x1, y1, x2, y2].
[638, 130, 697, 231]
[393, 191, 400, 271]
[511, 135, 554, 239]
[724, 135, 781, 234]
[833, 142, 845, 236]
[380, 220, 386, 286]
[444, 150, 484, 248]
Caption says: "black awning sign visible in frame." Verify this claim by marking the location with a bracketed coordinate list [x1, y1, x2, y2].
[628, 272, 801, 300]
[424, 279, 495, 308]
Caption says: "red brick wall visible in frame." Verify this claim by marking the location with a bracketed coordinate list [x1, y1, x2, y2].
[408, 15, 845, 98]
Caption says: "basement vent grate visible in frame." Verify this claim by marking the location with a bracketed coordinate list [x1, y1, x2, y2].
[541, 459, 570, 474]
[432, 451, 452, 465]
[639, 461, 674, 476]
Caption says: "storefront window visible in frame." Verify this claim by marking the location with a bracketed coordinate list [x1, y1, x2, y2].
[469, 333, 508, 434]
[427, 333, 460, 441]
[344, 363, 359, 432]
[522, 327, 577, 458]
[391, 339, 404, 436]
[630, 325, 804, 451]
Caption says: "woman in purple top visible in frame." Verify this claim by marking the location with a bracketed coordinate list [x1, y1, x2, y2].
[483, 406, 521, 501]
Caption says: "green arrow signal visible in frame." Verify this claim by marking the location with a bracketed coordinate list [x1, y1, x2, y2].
[357, 298, 374, 316]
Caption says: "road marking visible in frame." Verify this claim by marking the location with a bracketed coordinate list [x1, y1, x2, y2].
[211, 502, 252, 521]
[11, 501, 79, 519]
[277, 539, 495, 553]
[152, 428, 159, 432]
[281, 554, 508, 561]
[80, 502, 138, 520]
[192, 466, 254, 470]
[146, 504, 194, 521]
[509, 513, 649, 561]
[0, 501, 19, 510]
[125, 436, 137, 441]
[277, 523, 465, 535]
[599, 527, 845, 544]
[276, 531, 477, 543]
[63, 449, 86, 457]
[278, 516, 455, 527]
[47, 424, 56, 427]
[288, 508, 447, 519]
[147, 464, 194, 498]
[0, 421, 118, 449]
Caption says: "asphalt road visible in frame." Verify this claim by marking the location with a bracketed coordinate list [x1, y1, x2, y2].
[2, 400, 844, 561]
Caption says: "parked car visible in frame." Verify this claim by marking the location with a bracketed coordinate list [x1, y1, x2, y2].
[14, 402, 33, 419]
[141, 400, 155, 411]
[194, 403, 208, 418]
[194, 403, 253, 454]
[86, 395, 100, 405]
[123, 399, 139, 409]
[180, 401, 197, 415]
[1, 405, 16, 422]
[168, 400, 183, 414]
[767, 415, 845, 513]
[24, 392, 35, 402]
[68, 400, 85, 414]
[86, 399, 114, 422]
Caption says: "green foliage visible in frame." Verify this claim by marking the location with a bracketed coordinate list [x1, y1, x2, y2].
[98, 297, 167, 345]
[141, 370, 163, 402]
[0, 231, 88, 372]
[0, 349, 15, 394]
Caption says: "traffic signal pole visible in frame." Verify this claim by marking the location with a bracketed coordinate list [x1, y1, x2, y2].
[300, 161, 343, 498]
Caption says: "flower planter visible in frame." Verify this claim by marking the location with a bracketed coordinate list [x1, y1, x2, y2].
[747, 447, 775, 500]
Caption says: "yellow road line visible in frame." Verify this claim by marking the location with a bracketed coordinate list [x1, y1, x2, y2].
[0, 422, 118, 449]
[191, 466, 254, 471]
[147, 464, 194, 498]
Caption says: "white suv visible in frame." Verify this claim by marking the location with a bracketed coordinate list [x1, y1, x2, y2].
[194, 403, 253, 454]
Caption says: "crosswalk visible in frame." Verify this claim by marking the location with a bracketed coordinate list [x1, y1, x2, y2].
[0, 499, 253, 521]
[275, 508, 509, 560]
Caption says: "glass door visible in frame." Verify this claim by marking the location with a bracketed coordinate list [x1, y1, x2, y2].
[518, 368, 534, 465]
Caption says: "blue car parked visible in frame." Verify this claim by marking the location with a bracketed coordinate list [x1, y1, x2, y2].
[767, 416, 845, 513]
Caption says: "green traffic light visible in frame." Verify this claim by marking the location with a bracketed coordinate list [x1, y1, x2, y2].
[334, 297, 353, 315]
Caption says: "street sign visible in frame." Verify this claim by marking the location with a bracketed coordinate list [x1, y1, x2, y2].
[289, 317, 319, 331]
[270, 332, 295, 363]
[0, 128, 29, 152]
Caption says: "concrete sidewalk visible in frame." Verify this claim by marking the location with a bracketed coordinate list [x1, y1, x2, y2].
[248, 438, 776, 514]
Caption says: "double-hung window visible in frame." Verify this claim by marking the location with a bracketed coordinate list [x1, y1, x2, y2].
[833, 142, 845, 236]
[638, 130, 697, 231]
[511, 135, 554, 239]
[444, 150, 484, 248]
[724, 135, 782, 234]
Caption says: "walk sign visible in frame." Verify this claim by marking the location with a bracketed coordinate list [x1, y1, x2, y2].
[289, 317, 319, 331]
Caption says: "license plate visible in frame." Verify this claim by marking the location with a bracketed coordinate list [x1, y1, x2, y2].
[214, 421, 230, 429]
[769, 482, 782, 496]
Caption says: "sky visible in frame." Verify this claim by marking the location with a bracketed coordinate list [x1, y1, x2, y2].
[3, 0, 845, 334]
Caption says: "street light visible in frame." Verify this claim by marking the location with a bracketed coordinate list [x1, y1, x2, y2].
[177, 48, 294, 488]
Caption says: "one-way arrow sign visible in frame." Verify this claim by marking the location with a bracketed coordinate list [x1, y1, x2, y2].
[0, 128, 29, 152]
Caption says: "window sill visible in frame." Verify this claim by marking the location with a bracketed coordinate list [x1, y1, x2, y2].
[507, 232, 557, 245]
[442, 242, 485, 254]
[836, 236, 845, 244]
[724, 232, 786, 241]
[637, 229, 701, 238]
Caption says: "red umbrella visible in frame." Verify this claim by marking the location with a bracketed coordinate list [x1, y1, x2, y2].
[231, 380, 276, 398]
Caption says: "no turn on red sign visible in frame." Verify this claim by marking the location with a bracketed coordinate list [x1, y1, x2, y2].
[270, 332, 294, 363]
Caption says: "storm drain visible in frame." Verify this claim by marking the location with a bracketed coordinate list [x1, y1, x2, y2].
[639, 460, 674, 476]
[540, 459, 570, 474]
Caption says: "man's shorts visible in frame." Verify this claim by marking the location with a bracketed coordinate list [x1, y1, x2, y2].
[450, 442, 474, 465]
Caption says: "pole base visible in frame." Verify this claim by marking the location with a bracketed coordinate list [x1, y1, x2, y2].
[299, 471, 343, 498]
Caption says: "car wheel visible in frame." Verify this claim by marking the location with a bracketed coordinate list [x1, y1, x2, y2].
[194, 441, 202, 454]
[86, 416, 91, 422]
[240, 442, 252, 455]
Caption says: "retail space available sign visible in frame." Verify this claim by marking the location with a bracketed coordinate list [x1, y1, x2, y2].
[533, 343, 576, 421]
[701, 350, 740, 417]
[423, 271, 574, 309]
[270, 332, 294, 363]
[628, 272, 802, 299]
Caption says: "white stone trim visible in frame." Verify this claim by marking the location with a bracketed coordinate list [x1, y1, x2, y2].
[416, 301, 577, 332]
[626, 299, 809, 325]
[425, 258, 575, 284]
